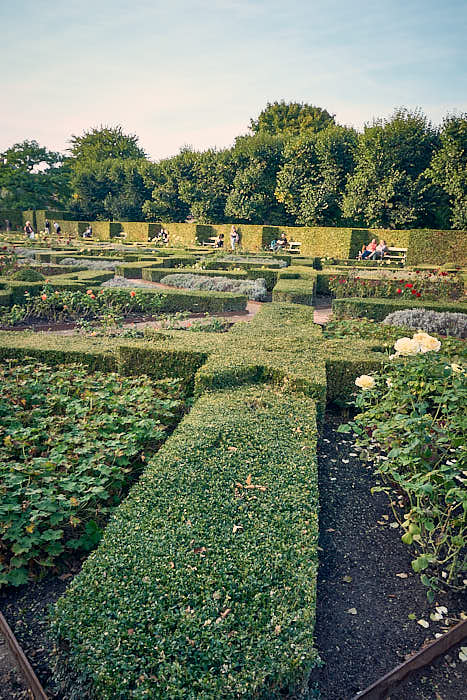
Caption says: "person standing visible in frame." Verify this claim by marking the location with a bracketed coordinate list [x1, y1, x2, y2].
[5, 219, 11, 232]
[230, 225, 239, 251]
[44, 219, 51, 236]
[53, 221, 61, 237]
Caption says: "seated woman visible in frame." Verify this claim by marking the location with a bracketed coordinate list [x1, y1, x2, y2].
[361, 239, 377, 260]
[215, 233, 224, 248]
[374, 239, 388, 259]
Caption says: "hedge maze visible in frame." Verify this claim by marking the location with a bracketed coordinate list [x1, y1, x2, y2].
[0, 218, 466, 698]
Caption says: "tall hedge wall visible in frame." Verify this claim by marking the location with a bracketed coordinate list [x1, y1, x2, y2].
[406, 229, 467, 267]
[0, 209, 23, 230]
[91, 221, 122, 241]
[35, 210, 78, 233]
[119, 222, 160, 242]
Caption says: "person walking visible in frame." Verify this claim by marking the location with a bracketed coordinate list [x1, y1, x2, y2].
[24, 220, 34, 239]
[53, 221, 61, 237]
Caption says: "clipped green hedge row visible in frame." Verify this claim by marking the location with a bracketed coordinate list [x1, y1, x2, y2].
[0, 209, 23, 230]
[272, 267, 317, 306]
[51, 384, 320, 699]
[0, 279, 86, 304]
[332, 297, 467, 321]
[0, 289, 12, 306]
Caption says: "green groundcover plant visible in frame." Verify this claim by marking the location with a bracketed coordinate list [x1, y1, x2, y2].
[340, 333, 466, 600]
[0, 361, 185, 587]
[329, 269, 463, 301]
[0, 283, 165, 326]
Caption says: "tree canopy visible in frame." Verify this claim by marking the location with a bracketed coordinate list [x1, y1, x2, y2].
[250, 101, 335, 136]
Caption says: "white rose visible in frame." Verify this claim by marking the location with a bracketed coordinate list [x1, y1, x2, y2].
[355, 374, 376, 390]
[386, 378, 393, 387]
[450, 363, 463, 373]
[412, 331, 431, 343]
[394, 337, 421, 356]
[417, 335, 441, 353]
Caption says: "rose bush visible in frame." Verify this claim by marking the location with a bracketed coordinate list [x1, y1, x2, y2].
[329, 269, 463, 301]
[340, 334, 466, 599]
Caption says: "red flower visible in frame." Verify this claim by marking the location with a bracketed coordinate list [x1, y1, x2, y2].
[90, 294, 96, 299]
[130, 290, 136, 297]
[411, 289, 417, 295]
[416, 292, 421, 297]
[41, 294, 47, 301]
[404, 283, 413, 288]
[86, 289, 93, 295]
[396, 288, 402, 294]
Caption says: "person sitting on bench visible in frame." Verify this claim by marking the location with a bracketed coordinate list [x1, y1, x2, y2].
[373, 239, 388, 259]
[360, 239, 377, 259]
[274, 232, 288, 251]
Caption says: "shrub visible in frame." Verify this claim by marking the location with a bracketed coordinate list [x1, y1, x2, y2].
[160, 273, 268, 301]
[0, 361, 184, 587]
[340, 335, 466, 600]
[383, 309, 467, 339]
[51, 385, 320, 699]
[10, 267, 45, 281]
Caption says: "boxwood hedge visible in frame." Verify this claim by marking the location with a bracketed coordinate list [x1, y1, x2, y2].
[51, 384, 320, 699]
[332, 297, 467, 321]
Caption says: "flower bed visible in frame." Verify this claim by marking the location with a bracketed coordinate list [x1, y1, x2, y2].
[0, 361, 185, 587]
[341, 334, 466, 600]
[329, 269, 463, 301]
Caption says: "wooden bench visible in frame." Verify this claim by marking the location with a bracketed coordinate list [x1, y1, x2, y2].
[385, 247, 407, 264]
[201, 237, 218, 247]
[287, 241, 302, 254]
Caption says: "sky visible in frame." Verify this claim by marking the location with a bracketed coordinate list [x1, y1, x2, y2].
[1, 0, 466, 161]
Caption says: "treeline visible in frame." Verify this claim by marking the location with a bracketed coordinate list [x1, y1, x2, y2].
[1, 102, 466, 229]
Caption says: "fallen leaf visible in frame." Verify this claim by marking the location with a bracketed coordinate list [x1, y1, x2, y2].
[193, 547, 206, 555]
[389, 522, 399, 528]
[232, 524, 243, 533]
[408, 613, 416, 620]
[326, 528, 335, 532]
[417, 619, 429, 628]
[396, 573, 408, 579]
[342, 575, 352, 583]
[220, 608, 231, 619]
[246, 474, 252, 486]
[127, 628, 135, 635]
[346, 608, 357, 615]
[227, 446, 238, 452]
[274, 624, 281, 635]
[459, 647, 467, 662]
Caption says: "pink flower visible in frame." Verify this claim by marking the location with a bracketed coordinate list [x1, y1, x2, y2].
[130, 291, 136, 298]
[41, 294, 47, 301]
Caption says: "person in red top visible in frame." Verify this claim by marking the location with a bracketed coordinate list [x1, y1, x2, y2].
[361, 238, 377, 260]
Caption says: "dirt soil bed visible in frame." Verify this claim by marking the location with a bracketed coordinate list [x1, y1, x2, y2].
[311, 415, 466, 699]
[0, 416, 465, 699]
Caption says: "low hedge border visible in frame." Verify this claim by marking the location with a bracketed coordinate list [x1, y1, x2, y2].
[115, 261, 164, 279]
[332, 297, 467, 321]
[272, 268, 317, 306]
[51, 384, 320, 699]
[0, 279, 87, 305]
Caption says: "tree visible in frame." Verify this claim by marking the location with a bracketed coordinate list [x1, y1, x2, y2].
[142, 148, 197, 222]
[224, 134, 290, 224]
[428, 113, 467, 229]
[275, 125, 357, 225]
[0, 140, 70, 209]
[342, 108, 444, 228]
[177, 149, 236, 223]
[68, 126, 147, 219]
[69, 125, 145, 167]
[250, 101, 335, 137]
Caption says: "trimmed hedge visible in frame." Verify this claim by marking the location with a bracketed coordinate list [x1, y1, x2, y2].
[51, 384, 320, 699]
[0, 289, 12, 306]
[332, 297, 467, 322]
[0, 209, 23, 230]
[262, 226, 368, 259]
[406, 229, 467, 267]
[91, 222, 123, 241]
[272, 267, 317, 306]
[114, 261, 164, 279]
[156, 288, 247, 314]
[0, 279, 86, 305]
[119, 222, 160, 242]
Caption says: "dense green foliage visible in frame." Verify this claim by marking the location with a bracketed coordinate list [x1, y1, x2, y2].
[0, 140, 70, 210]
[51, 385, 320, 699]
[3, 106, 466, 229]
[0, 361, 183, 586]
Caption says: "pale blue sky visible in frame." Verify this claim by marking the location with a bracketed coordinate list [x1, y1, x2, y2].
[2, 0, 466, 160]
